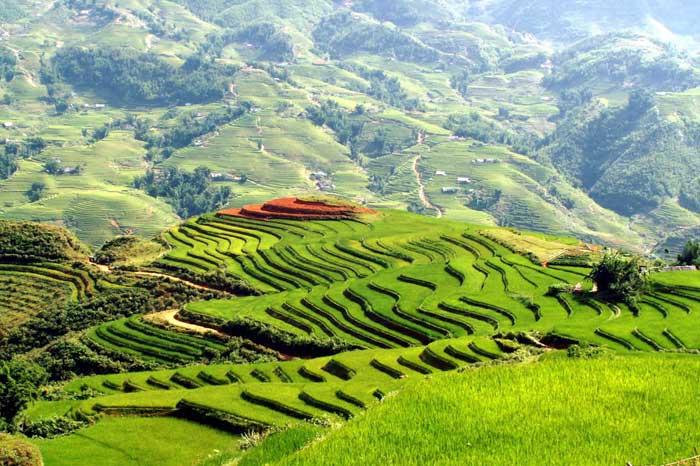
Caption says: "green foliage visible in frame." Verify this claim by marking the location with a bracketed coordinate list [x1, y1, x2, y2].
[3, 288, 154, 358]
[0, 47, 17, 82]
[35, 340, 155, 382]
[0, 152, 18, 180]
[539, 90, 700, 215]
[222, 317, 355, 357]
[19, 416, 93, 439]
[544, 33, 700, 91]
[204, 24, 295, 62]
[49, 47, 238, 105]
[313, 12, 443, 65]
[449, 70, 469, 97]
[0, 221, 86, 262]
[25, 182, 45, 203]
[677, 240, 700, 267]
[0, 360, 47, 427]
[566, 343, 609, 359]
[679, 177, 700, 212]
[139, 105, 248, 152]
[588, 252, 649, 303]
[134, 167, 232, 219]
[93, 236, 164, 266]
[338, 63, 423, 111]
[0, 433, 43, 466]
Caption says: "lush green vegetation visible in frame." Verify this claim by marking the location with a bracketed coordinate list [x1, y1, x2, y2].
[5, 1, 700, 464]
[134, 167, 233, 218]
[678, 240, 700, 267]
[0, 221, 87, 262]
[6, 205, 699, 465]
[48, 47, 237, 105]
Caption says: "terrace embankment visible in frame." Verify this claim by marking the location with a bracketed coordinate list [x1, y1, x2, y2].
[219, 197, 377, 221]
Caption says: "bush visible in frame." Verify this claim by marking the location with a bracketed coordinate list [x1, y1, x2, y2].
[588, 252, 649, 304]
[0, 434, 42, 466]
[567, 343, 609, 359]
[0, 221, 86, 262]
[0, 360, 47, 426]
[18, 415, 92, 439]
[677, 240, 700, 267]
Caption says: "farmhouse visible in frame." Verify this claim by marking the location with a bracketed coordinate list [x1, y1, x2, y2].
[210, 172, 236, 181]
[435, 170, 447, 176]
[2, 122, 13, 129]
[457, 177, 471, 184]
[441, 187, 459, 194]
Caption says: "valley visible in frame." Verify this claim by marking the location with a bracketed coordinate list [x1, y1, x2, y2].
[4, 1, 700, 465]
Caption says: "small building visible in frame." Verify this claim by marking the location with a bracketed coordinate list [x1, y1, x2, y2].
[457, 177, 471, 184]
[661, 265, 698, 272]
[2, 122, 13, 129]
[441, 187, 459, 194]
[435, 170, 447, 176]
[310, 171, 329, 180]
[210, 172, 236, 182]
[94, 104, 106, 109]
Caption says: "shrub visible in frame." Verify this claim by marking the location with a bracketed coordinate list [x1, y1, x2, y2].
[0, 221, 86, 262]
[677, 240, 700, 267]
[18, 415, 92, 438]
[0, 360, 47, 427]
[0, 434, 42, 466]
[588, 252, 650, 304]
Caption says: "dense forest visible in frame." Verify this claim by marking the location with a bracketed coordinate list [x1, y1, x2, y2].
[134, 167, 233, 218]
[538, 90, 700, 215]
[47, 47, 237, 105]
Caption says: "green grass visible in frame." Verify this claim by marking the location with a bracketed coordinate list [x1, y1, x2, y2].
[34, 417, 239, 466]
[20, 207, 700, 466]
[279, 353, 700, 466]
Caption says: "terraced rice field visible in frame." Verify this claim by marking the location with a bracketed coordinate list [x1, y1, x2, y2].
[34, 203, 700, 463]
[0, 261, 97, 335]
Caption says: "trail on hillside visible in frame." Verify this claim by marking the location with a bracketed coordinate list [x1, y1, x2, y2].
[92, 263, 227, 293]
[412, 154, 443, 218]
[145, 309, 225, 336]
[131, 271, 225, 292]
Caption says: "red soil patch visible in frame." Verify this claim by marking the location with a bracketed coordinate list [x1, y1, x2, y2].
[218, 197, 377, 221]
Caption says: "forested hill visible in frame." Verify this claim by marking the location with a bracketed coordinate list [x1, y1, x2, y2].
[2, 0, 700, 257]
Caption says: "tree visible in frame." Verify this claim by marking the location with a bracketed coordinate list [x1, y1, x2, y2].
[54, 99, 68, 114]
[0, 360, 47, 428]
[588, 252, 649, 304]
[677, 240, 700, 266]
[42, 160, 61, 175]
[25, 182, 46, 202]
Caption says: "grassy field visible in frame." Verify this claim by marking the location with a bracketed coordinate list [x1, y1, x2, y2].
[18, 206, 700, 465]
[279, 353, 700, 466]
[33, 417, 240, 466]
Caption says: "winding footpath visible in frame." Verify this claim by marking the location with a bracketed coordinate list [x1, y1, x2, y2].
[144, 309, 225, 336]
[412, 154, 443, 218]
[92, 262, 227, 293]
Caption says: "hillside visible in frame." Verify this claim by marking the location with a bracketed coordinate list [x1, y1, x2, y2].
[1, 201, 699, 465]
[5, 1, 700, 464]
[2, 0, 700, 254]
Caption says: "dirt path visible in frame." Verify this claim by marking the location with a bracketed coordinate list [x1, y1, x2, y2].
[412, 155, 443, 218]
[131, 271, 224, 292]
[145, 309, 225, 336]
[91, 262, 227, 293]
[6, 46, 37, 87]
